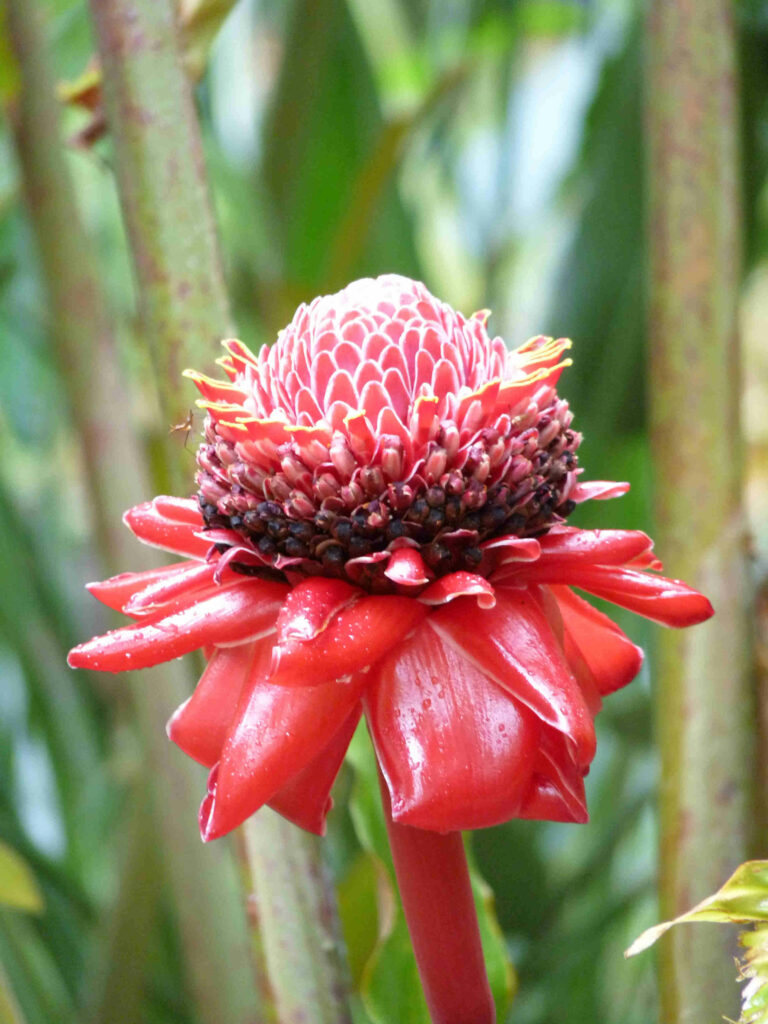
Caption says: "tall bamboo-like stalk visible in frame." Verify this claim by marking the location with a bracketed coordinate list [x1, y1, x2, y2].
[88, 1, 352, 1019]
[646, 2, 752, 1019]
[88, 0, 232, 428]
[4, 3, 261, 1022]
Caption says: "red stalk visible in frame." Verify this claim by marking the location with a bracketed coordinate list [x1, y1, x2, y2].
[378, 771, 496, 1024]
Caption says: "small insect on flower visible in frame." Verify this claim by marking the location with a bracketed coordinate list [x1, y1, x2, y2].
[69, 275, 713, 841]
[169, 408, 196, 449]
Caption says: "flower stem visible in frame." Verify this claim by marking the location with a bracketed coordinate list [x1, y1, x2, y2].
[378, 773, 495, 1024]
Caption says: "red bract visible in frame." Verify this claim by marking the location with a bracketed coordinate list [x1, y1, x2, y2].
[68, 275, 713, 842]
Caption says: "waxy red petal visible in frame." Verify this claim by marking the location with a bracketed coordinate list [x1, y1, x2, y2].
[523, 564, 714, 627]
[125, 560, 218, 615]
[535, 727, 589, 822]
[518, 776, 587, 824]
[68, 580, 287, 672]
[430, 588, 596, 769]
[536, 528, 654, 567]
[569, 480, 630, 503]
[270, 595, 426, 687]
[275, 577, 359, 643]
[418, 572, 496, 608]
[201, 652, 368, 840]
[384, 547, 432, 587]
[480, 535, 541, 562]
[86, 562, 191, 614]
[267, 705, 362, 835]
[532, 584, 602, 715]
[366, 622, 540, 831]
[123, 498, 212, 559]
[551, 585, 643, 695]
[167, 641, 258, 767]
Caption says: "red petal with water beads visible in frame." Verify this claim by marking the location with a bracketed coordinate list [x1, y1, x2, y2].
[417, 572, 496, 609]
[267, 705, 362, 836]
[430, 589, 596, 769]
[480, 535, 541, 563]
[125, 560, 219, 615]
[384, 547, 433, 587]
[68, 580, 287, 672]
[200, 650, 368, 841]
[87, 562, 191, 614]
[167, 642, 257, 767]
[270, 595, 426, 687]
[522, 564, 714, 627]
[552, 585, 644, 695]
[123, 497, 212, 559]
[535, 528, 654, 567]
[366, 622, 540, 831]
[275, 577, 359, 643]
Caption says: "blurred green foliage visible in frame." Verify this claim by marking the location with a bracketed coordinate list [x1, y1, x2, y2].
[0, 0, 766, 1021]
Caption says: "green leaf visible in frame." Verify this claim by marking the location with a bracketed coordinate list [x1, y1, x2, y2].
[0, 844, 43, 916]
[362, 910, 430, 1024]
[626, 860, 768, 1023]
[0, 958, 26, 1024]
[262, 0, 421, 309]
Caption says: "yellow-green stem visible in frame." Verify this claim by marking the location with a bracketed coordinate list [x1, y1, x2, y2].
[89, 0, 232, 493]
[646, 1, 753, 1020]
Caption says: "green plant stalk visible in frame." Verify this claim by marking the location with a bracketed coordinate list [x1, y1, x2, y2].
[4, 4, 259, 1022]
[241, 810, 353, 1024]
[3, 0, 143, 562]
[757, 584, 768, 846]
[88, 0, 233, 479]
[89, 0, 353, 1018]
[646, 1, 753, 1020]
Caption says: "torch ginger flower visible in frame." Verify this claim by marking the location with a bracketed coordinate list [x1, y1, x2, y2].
[69, 275, 713, 1022]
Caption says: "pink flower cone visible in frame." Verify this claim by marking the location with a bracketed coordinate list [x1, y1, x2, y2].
[69, 275, 713, 841]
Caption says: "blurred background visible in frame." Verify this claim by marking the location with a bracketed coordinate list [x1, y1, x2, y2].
[1, 0, 767, 1022]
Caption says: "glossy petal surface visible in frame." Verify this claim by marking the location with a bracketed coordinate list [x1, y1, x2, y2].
[535, 528, 654, 566]
[271, 595, 426, 687]
[201, 648, 367, 840]
[418, 572, 496, 608]
[167, 641, 257, 767]
[68, 580, 287, 672]
[367, 623, 540, 831]
[268, 705, 362, 835]
[552, 585, 643, 695]
[123, 497, 213, 559]
[526, 564, 714, 627]
[86, 562, 191, 614]
[430, 589, 595, 768]
[275, 577, 359, 642]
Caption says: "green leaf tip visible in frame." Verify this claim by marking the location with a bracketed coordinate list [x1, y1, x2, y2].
[626, 860, 768, 1023]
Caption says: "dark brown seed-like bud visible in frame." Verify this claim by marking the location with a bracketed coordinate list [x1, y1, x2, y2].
[426, 486, 445, 508]
[284, 537, 310, 558]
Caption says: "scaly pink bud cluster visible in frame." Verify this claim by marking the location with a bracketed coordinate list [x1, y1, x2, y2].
[189, 275, 583, 591]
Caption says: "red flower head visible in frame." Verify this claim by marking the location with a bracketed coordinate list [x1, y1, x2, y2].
[68, 275, 713, 841]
